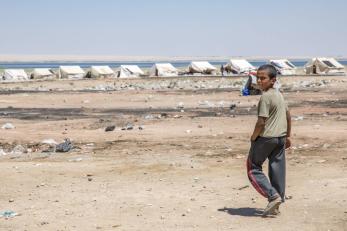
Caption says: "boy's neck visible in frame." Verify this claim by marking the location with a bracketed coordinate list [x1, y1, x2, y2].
[263, 86, 274, 92]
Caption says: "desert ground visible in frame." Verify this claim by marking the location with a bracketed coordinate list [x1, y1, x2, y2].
[0, 75, 346, 231]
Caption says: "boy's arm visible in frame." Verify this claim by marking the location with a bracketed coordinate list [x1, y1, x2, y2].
[286, 110, 292, 148]
[251, 116, 266, 141]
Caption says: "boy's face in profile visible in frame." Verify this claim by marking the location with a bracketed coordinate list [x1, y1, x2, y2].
[256, 70, 276, 91]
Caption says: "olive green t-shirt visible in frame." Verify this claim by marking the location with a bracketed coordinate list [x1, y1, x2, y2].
[258, 88, 288, 137]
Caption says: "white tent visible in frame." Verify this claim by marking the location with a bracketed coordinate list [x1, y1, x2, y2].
[270, 59, 296, 75]
[59, 66, 85, 79]
[150, 63, 178, 77]
[90, 66, 115, 78]
[224, 59, 256, 74]
[118, 65, 144, 78]
[305, 57, 345, 74]
[31, 68, 55, 79]
[188, 61, 216, 74]
[3, 69, 29, 81]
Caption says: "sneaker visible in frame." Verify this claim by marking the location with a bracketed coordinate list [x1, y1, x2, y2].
[263, 197, 281, 216]
[270, 204, 281, 215]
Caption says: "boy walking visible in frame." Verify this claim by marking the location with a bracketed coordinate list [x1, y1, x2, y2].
[247, 64, 291, 216]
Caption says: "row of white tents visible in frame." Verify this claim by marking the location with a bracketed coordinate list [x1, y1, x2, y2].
[1, 62, 215, 81]
[224, 58, 345, 75]
[1, 58, 345, 81]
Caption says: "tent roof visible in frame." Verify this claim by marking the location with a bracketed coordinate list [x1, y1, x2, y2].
[190, 61, 216, 70]
[59, 66, 85, 74]
[315, 57, 344, 68]
[228, 59, 255, 69]
[4, 69, 27, 76]
[120, 65, 144, 74]
[153, 63, 177, 70]
[91, 66, 114, 75]
[33, 68, 54, 76]
[270, 59, 296, 69]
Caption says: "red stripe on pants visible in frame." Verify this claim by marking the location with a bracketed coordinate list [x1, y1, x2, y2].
[247, 157, 267, 198]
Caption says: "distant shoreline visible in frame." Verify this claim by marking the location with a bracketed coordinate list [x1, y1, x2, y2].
[1, 55, 346, 62]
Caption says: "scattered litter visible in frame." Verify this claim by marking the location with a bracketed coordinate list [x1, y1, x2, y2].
[41, 139, 58, 145]
[2, 123, 15, 130]
[11, 145, 26, 156]
[293, 116, 304, 121]
[235, 154, 245, 159]
[144, 114, 154, 120]
[317, 159, 327, 163]
[0, 210, 18, 218]
[138, 125, 144, 130]
[0, 148, 8, 156]
[68, 157, 83, 162]
[238, 185, 249, 190]
[177, 102, 184, 109]
[322, 143, 331, 149]
[56, 139, 73, 152]
[105, 125, 115, 132]
[121, 123, 134, 130]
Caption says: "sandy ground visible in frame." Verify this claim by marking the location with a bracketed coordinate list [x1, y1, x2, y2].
[0, 75, 346, 231]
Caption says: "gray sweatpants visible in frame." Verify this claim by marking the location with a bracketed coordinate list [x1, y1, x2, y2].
[247, 136, 286, 202]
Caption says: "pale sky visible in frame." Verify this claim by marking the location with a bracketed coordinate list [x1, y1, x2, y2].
[1, 0, 346, 57]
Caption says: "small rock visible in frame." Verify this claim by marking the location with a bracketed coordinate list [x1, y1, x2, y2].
[9, 199, 14, 203]
[105, 125, 115, 132]
[317, 160, 327, 163]
[88, 178, 93, 181]
[229, 104, 236, 110]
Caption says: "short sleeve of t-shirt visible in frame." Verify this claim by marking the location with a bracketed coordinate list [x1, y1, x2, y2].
[258, 95, 270, 118]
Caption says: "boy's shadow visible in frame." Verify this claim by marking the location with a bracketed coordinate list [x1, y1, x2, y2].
[218, 207, 263, 217]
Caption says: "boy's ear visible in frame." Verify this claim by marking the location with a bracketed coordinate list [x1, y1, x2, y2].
[271, 77, 277, 84]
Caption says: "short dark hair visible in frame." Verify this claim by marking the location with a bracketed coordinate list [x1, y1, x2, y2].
[257, 64, 277, 79]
